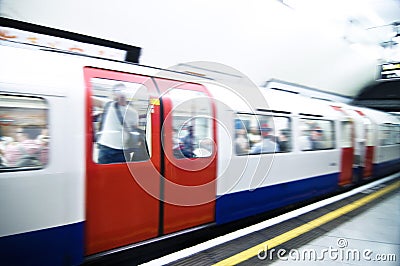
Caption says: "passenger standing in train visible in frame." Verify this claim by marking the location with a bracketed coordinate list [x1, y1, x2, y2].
[250, 124, 279, 154]
[96, 84, 139, 164]
[4, 127, 47, 167]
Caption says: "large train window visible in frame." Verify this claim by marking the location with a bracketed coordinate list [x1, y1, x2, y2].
[91, 78, 151, 164]
[167, 89, 214, 159]
[379, 124, 397, 146]
[364, 117, 375, 146]
[234, 114, 291, 155]
[299, 119, 335, 151]
[0, 95, 49, 170]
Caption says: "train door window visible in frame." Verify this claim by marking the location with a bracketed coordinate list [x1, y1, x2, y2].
[0, 94, 49, 171]
[299, 119, 335, 151]
[91, 78, 151, 164]
[234, 114, 291, 155]
[365, 118, 374, 146]
[166, 89, 214, 159]
[340, 120, 353, 148]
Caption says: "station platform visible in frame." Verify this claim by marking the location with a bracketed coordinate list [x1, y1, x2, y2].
[140, 173, 400, 266]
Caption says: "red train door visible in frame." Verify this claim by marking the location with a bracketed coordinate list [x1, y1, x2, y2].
[84, 68, 162, 255]
[156, 79, 217, 234]
[339, 119, 354, 186]
[332, 106, 354, 186]
[353, 110, 374, 178]
[363, 116, 374, 178]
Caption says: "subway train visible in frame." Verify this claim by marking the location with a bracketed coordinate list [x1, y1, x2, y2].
[1, 28, 400, 266]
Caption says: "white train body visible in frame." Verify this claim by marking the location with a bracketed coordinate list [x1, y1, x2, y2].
[0, 35, 399, 265]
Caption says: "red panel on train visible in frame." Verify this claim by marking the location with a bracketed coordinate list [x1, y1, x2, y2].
[157, 79, 217, 234]
[84, 68, 161, 255]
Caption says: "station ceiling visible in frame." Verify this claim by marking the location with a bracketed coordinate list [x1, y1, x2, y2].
[284, 0, 400, 112]
[353, 79, 400, 112]
[0, 0, 399, 112]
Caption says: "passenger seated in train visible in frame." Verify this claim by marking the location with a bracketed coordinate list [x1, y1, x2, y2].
[0, 136, 12, 167]
[174, 125, 196, 158]
[3, 127, 48, 167]
[173, 125, 214, 159]
[299, 124, 326, 151]
[310, 126, 325, 150]
[235, 128, 250, 155]
[250, 124, 279, 154]
[193, 138, 213, 157]
[299, 125, 312, 151]
[248, 126, 261, 148]
[277, 129, 290, 152]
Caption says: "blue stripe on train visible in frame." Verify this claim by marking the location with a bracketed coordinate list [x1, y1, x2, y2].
[373, 159, 400, 178]
[216, 173, 339, 224]
[0, 221, 84, 266]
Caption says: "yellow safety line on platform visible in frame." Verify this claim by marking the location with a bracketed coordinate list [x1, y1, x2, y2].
[213, 180, 400, 266]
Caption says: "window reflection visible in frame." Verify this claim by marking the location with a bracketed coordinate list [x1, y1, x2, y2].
[91, 78, 151, 164]
[234, 114, 291, 155]
[0, 95, 49, 170]
[167, 89, 214, 159]
[379, 124, 398, 146]
[299, 119, 335, 151]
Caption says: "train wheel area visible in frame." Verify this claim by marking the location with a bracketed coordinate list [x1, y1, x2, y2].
[94, 172, 400, 266]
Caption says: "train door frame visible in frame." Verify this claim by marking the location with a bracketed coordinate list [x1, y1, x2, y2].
[331, 106, 355, 186]
[155, 78, 218, 234]
[84, 68, 218, 254]
[363, 117, 374, 178]
[84, 67, 162, 255]
[353, 109, 375, 179]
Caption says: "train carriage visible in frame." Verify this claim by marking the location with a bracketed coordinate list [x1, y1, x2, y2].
[0, 27, 399, 265]
[357, 107, 400, 178]
[211, 86, 344, 223]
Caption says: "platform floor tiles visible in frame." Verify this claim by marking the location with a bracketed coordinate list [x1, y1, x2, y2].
[269, 190, 400, 266]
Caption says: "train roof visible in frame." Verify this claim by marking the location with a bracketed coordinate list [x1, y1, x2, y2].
[357, 106, 400, 125]
[1, 35, 398, 125]
[261, 88, 344, 119]
[0, 41, 215, 96]
[0, 17, 141, 63]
